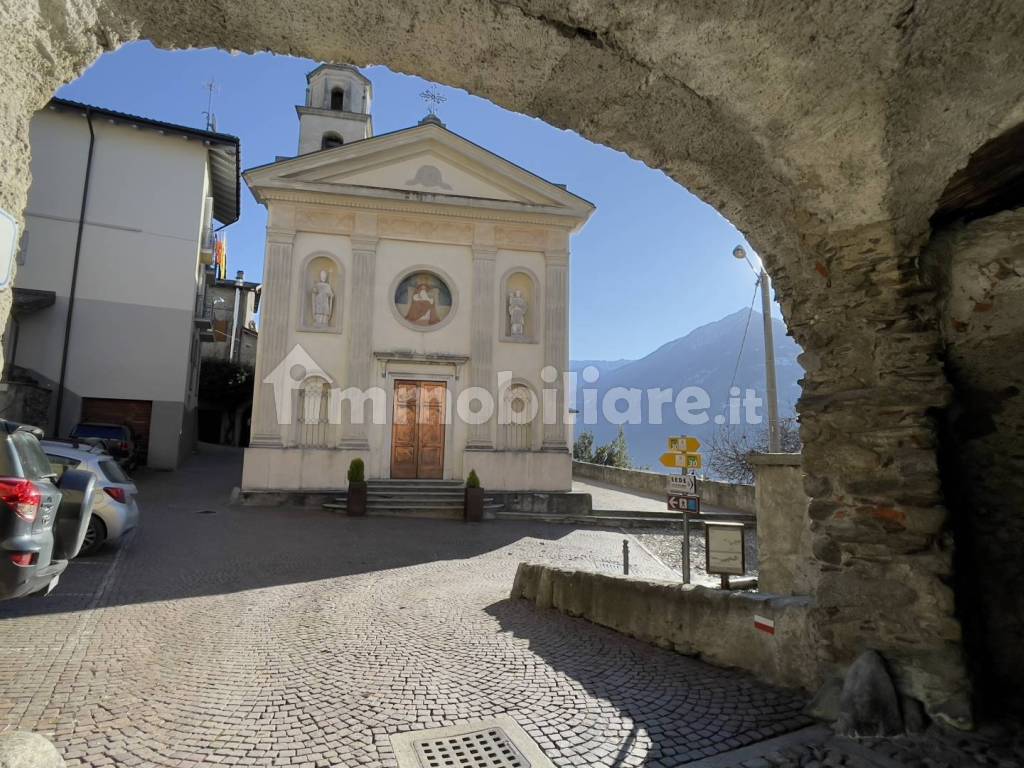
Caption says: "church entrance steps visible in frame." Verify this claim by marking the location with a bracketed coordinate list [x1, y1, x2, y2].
[321, 479, 504, 519]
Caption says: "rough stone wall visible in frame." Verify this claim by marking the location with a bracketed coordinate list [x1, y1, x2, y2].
[0, 379, 52, 429]
[572, 460, 756, 514]
[924, 209, 1024, 718]
[789, 222, 969, 727]
[2, 0, 1023, 728]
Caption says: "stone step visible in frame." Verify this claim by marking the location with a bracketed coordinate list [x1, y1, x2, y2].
[329, 495, 501, 507]
[322, 502, 503, 521]
[368, 493, 464, 499]
[495, 510, 690, 528]
[326, 500, 504, 510]
[368, 480, 465, 487]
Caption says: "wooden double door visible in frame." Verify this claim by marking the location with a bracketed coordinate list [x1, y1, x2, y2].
[390, 380, 446, 479]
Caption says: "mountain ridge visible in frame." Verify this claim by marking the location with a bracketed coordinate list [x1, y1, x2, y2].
[570, 308, 803, 473]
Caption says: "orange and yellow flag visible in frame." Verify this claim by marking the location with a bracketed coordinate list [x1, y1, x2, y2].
[215, 235, 227, 279]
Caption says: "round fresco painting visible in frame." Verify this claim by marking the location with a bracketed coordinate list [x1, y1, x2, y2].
[393, 271, 454, 328]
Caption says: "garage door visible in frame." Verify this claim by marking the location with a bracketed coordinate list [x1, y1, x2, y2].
[80, 398, 153, 464]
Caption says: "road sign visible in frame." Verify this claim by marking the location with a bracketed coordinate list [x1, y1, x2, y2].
[668, 474, 697, 495]
[659, 451, 702, 469]
[667, 494, 700, 513]
[668, 436, 701, 453]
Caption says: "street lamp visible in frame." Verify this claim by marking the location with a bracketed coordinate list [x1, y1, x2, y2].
[732, 245, 781, 452]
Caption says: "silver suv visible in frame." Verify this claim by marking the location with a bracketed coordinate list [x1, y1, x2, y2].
[0, 422, 95, 599]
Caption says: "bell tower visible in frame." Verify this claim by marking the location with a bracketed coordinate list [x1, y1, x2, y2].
[296, 63, 373, 155]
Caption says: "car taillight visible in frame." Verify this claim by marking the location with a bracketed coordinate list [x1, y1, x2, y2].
[103, 487, 126, 503]
[0, 478, 42, 522]
[120, 441, 129, 451]
[10, 552, 38, 567]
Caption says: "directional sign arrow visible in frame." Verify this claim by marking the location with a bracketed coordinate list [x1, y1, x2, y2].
[667, 436, 701, 453]
[668, 474, 697, 494]
[667, 494, 701, 513]
[660, 452, 684, 468]
[660, 452, 703, 469]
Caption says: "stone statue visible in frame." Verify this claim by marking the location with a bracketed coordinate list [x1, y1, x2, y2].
[312, 269, 334, 327]
[508, 289, 528, 338]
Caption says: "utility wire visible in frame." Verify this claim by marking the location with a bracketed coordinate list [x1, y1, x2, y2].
[728, 279, 760, 394]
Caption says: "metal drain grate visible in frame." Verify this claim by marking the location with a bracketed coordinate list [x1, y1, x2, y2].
[414, 727, 529, 768]
[390, 717, 553, 768]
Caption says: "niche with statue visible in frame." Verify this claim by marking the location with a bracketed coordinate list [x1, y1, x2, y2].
[500, 268, 538, 343]
[300, 253, 343, 333]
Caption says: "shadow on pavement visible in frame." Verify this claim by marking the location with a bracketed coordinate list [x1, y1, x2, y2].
[484, 596, 812, 765]
[0, 444, 572, 618]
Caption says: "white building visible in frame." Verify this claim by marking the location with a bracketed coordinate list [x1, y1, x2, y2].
[242, 64, 594, 492]
[7, 98, 240, 468]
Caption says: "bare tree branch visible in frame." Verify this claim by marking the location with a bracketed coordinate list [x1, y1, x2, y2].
[707, 418, 801, 484]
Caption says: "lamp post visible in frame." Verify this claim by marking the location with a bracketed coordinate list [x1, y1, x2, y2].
[732, 245, 781, 452]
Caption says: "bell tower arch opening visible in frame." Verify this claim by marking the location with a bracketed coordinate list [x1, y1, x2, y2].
[296, 62, 372, 155]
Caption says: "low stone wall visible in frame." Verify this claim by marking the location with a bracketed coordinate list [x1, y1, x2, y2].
[0, 380, 52, 432]
[572, 461, 756, 513]
[235, 489, 338, 507]
[511, 562, 818, 693]
[490, 491, 592, 516]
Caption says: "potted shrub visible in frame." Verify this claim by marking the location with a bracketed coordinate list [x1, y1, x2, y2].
[346, 458, 367, 517]
[464, 469, 484, 522]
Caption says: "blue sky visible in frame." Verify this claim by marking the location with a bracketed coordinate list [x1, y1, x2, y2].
[56, 41, 779, 362]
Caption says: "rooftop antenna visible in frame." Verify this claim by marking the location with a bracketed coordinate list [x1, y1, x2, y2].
[419, 86, 447, 117]
[202, 78, 219, 132]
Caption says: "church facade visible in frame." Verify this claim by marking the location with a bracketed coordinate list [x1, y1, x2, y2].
[241, 64, 594, 492]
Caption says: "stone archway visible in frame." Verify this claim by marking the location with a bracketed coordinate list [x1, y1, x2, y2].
[4, 0, 1024, 726]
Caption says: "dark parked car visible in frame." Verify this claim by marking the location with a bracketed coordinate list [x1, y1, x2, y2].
[0, 421, 95, 600]
[69, 422, 139, 470]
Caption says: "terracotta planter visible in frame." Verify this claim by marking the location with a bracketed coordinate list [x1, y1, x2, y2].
[347, 481, 367, 516]
[464, 486, 484, 522]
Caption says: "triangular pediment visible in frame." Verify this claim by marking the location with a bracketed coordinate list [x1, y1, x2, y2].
[245, 123, 594, 220]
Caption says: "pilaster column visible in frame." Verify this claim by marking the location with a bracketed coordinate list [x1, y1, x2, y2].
[339, 234, 378, 449]
[250, 227, 295, 447]
[466, 244, 497, 449]
[542, 249, 569, 451]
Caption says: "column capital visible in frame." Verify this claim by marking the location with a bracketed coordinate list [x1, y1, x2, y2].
[544, 249, 569, 266]
[351, 235, 379, 253]
[472, 244, 498, 261]
[266, 228, 295, 245]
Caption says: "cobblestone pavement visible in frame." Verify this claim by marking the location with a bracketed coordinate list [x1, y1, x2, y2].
[0, 446, 812, 766]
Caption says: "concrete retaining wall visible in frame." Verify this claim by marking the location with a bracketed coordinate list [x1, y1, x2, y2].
[511, 562, 818, 693]
[572, 460, 756, 513]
